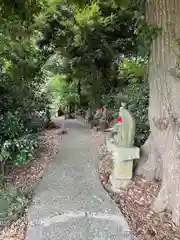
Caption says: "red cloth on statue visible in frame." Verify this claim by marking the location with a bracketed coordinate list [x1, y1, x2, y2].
[116, 116, 123, 123]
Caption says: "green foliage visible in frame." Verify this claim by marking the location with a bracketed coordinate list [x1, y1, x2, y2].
[119, 58, 149, 146]
[0, 0, 50, 116]
[0, 113, 38, 186]
[101, 83, 149, 147]
[0, 188, 28, 226]
[49, 74, 80, 110]
[39, 0, 138, 106]
[38, 0, 158, 122]
[119, 58, 146, 83]
[123, 82, 149, 147]
[0, 113, 38, 166]
[101, 57, 149, 147]
[133, 10, 162, 56]
[0, 0, 51, 187]
[0, 0, 48, 22]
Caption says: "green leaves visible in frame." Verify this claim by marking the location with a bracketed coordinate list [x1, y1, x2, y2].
[119, 58, 146, 83]
[123, 82, 149, 146]
[40, 0, 138, 107]
[0, 0, 51, 187]
[0, 0, 49, 23]
[0, 156, 4, 162]
[48, 74, 80, 108]
[0, 113, 38, 168]
[75, 3, 101, 26]
[133, 10, 162, 57]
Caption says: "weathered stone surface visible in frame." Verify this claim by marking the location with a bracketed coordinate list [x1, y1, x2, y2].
[107, 103, 135, 147]
[94, 109, 103, 120]
[114, 160, 133, 179]
[106, 139, 139, 159]
[109, 176, 132, 190]
[107, 138, 139, 180]
[106, 103, 140, 189]
[26, 118, 132, 240]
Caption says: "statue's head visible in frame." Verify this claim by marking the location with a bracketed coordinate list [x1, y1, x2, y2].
[121, 102, 126, 108]
[119, 102, 126, 113]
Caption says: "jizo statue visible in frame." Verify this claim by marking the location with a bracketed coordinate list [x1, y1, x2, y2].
[107, 103, 136, 147]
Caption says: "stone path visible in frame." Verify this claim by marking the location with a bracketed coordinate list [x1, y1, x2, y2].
[25, 118, 132, 240]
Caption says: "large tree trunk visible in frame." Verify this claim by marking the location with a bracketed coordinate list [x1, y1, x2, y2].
[136, 0, 180, 225]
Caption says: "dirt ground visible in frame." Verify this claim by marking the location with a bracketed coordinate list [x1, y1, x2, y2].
[99, 151, 180, 240]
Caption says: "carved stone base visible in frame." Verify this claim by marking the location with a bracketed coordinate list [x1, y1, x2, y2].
[113, 159, 133, 179]
[109, 175, 132, 191]
[106, 138, 139, 179]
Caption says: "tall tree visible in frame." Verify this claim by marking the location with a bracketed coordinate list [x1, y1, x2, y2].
[38, 1, 137, 108]
[136, 0, 180, 225]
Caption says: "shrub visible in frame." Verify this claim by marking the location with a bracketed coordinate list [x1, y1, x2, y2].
[100, 57, 149, 147]
[123, 82, 149, 147]
[101, 82, 149, 147]
[0, 112, 38, 185]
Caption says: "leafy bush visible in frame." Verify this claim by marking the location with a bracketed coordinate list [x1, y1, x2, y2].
[101, 57, 149, 147]
[123, 82, 149, 147]
[117, 58, 149, 146]
[0, 113, 38, 185]
[118, 58, 146, 83]
[49, 74, 80, 112]
[0, 188, 28, 226]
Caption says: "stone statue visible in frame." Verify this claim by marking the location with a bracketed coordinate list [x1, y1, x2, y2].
[94, 108, 103, 120]
[85, 108, 93, 124]
[105, 103, 139, 189]
[106, 103, 135, 147]
[101, 107, 107, 121]
[99, 107, 108, 130]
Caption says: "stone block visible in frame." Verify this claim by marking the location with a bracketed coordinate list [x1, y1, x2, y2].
[106, 138, 140, 183]
[113, 159, 133, 179]
[109, 176, 132, 190]
[106, 138, 140, 161]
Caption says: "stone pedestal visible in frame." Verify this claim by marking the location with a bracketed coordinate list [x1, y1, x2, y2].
[106, 138, 140, 189]
[109, 176, 132, 191]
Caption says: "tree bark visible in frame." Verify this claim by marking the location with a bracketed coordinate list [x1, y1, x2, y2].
[136, 0, 180, 225]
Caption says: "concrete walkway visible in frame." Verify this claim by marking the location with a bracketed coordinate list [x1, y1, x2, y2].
[26, 118, 132, 240]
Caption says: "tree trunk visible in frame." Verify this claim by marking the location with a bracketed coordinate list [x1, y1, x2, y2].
[136, 0, 180, 225]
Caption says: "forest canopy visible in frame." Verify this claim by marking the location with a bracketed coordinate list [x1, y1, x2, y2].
[1, 0, 180, 228]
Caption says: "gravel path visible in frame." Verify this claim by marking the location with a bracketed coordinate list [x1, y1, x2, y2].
[25, 118, 132, 240]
